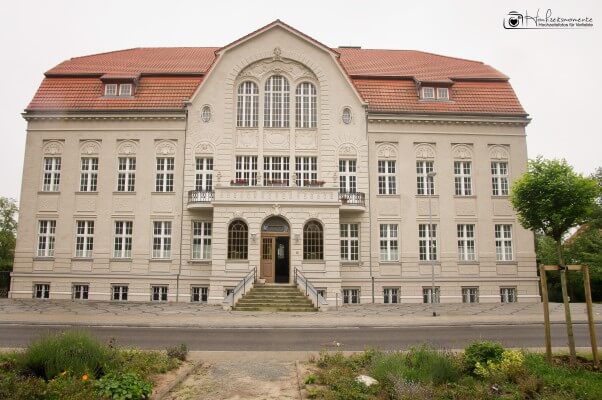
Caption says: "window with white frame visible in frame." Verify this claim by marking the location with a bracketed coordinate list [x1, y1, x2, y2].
[295, 157, 318, 186]
[234, 156, 257, 186]
[500, 287, 517, 303]
[42, 157, 61, 191]
[377, 160, 396, 195]
[79, 157, 98, 192]
[342, 288, 360, 304]
[454, 161, 472, 196]
[436, 87, 449, 100]
[117, 157, 136, 192]
[339, 159, 357, 193]
[34, 283, 50, 299]
[421, 87, 435, 99]
[75, 220, 94, 258]
[191, 286, 208, 303]
[303, 221, 324, 260]
[104, 84, 118, 96]
[105, 83, 132, 97]
[112, 285, 128, 301]
[119, 83, 132, 96]
[72, 284, 89, 300]
[383, 287, 399, 304]
[423, 287, 440, 303]
[192, 221, 212, 260]
[379, 224, 399, 261]
[227, 220, 248, 260]
[153, 221, 172, 259]
[416, 160, 435, 195]
[37, 220, 56, 257]
[495, 224, 513, 261]
[195, 157, 213, 191]
[462, 287, 479, 303]
[151, 285, 168, 302]
[237, 81, 259, 127]
[264, 75, 290, 128]
[295, 82, 317, 128]
[113, 221, 133, 258]
[419, 223, 437, 261]
[457, 224, 476, 261]
[491, 161, 509, 196]
[340, 223, 359, 262]
[263, 156, 289, 186]
[155, 157, 174, 192]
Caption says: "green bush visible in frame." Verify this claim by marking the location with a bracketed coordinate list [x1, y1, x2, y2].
[463, 340, 504, 374]
[166, 343, 188, 361]
[45, 374, 96, 400]
[22, 331, 111, 380]
[113, 349, 180, 378]
[94, 371, 152, 400]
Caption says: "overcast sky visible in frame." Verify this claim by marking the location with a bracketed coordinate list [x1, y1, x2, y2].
[0, 0, 599, 200]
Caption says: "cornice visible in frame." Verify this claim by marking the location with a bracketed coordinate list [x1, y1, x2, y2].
[22, 112, 186, 122]
[367, 113, 530, 127]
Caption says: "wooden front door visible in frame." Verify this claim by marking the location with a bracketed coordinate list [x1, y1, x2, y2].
[260, 236, 275, 283]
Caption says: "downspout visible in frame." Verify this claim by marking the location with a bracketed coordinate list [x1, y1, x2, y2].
[365, 107, 374, 303]
[176, 106, 190, 302]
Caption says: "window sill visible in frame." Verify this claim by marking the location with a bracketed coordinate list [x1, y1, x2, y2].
[75, 191, 98, 195]
[188, 259, 211, 264]
[113, 191, 137, 195]
[496, 261, 517, 265]
[71, 257, 93, 261]
[491, 195, 509, 199]
[302, 260, 325, 264]
[415, 194, 439, 199]
[378, 261, 400, 265]
[33, 257, 55, 261]
[110, 258, 132, 262]
[38, 191, 60, 195]
[149, 258, 172, 262]
[418, 261, 441, 265]
[151, 192, 176, 195]
[226, 259, 249, 263]
[294, 127, 318, 131]
[454, 195, 476, 199]
[341, 261, 360, 267]
[376, 194, 400, 198]
[458, 261, 480, 265]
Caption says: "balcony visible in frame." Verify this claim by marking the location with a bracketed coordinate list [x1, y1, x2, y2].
[214, 186, 339, 205]
[187, 190, 214, 209]
[339, 191, 366, 211]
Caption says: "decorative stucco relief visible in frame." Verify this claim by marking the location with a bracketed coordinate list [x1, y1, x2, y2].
[238, 56, 317, 82]
[452, 144, 473, 159]
[263, 130, 290, 149]
[295, 130, 317, 149]
[42, 140, 64, 155]
[80, 140, 101, 155]
[415, 143, 436, 159]
[117, 140, 137, 156]
[376, 143, 398, 159]
[236, 130, 258, 149]
[338, 143, 358, 157]
[155, 140, 176, 156]
[193, 141, 216, 155]
[489, 145, 509, 160]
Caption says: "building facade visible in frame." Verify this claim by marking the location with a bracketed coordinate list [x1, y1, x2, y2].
[11, 21, 540, 305]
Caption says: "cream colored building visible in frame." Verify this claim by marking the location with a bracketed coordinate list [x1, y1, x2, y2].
[11, 21, 540, 306]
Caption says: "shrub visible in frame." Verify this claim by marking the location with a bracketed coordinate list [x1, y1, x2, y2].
[112, 349, 180, 378]
[45, 373, 96, 400]
[390, 377, 434, 400]
[166, 343, 188, 361]
[305, 374, 316, 384]
[463, 341, 504, 374]
[474, 349, 526, 383]
[94, 371, 152, 400]
[22, 331, 110, 380]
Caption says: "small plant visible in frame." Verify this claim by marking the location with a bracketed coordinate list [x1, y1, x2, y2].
[305, 374, 317, 384]
[463, 340, 505, 374]
[306, 386, 319, 399]
[94, 371, 152, 400]
[474, 349, 526, 382]
[166, 343, 188, 361]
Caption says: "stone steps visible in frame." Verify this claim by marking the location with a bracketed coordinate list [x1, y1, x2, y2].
[233, 284, 317, 312]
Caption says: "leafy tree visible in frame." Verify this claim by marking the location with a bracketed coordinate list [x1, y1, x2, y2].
[0, 197, 18, 271]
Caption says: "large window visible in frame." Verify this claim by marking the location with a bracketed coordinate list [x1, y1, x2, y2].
[235, 156, 257, 186]
[454, 161, 472, 196]
[264, 75, 290, 128]
[34, 283, 50, 299]
[423, 287, 440, 303]
[303, 221, 323, 260]
[228, 220, 248, 260]
[379, 224, 399, 261]
[378, 160, 396, 195]
[419, 223, 437, 261]
[37, 220, 56, 257]
[342, 288, 360, 304]
[491, 161, 509, 196]
[195, 157, 213, 191]
[340, 223, 359, 261]
[500, 287, 517, 303]
[237, 81, 259, 127]
[295, 82, 317, 128]
[113, 221, 133, 259]
[72, 284, 89, 300]
[151, 285, 168, 302]
[79, 157, 98, 192]
[152, 221, 172, 259]
[117, 157, 136, 192]
[339, 159, 357, 193]
[457, 224, 476, 261]
[191, 286, 208, 303]
[42, 157, 61, 191]
[112, 285, 128, 301]
[383, 288, 399, 304]
[495, 224, 513, 261]
[192, 221, 212, 260]
[295, 157, 318, 186]
[155, 157, 174, 192]
[263, 156, 289, 186]
[75, 220, 94, 258]
[416, 160, 435, 195]
[462, 287, 479, 303]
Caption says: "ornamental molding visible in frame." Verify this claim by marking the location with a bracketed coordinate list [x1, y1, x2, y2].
[488, 145, 510, 160]
[451, 144, 473, 159]
[295, 130, 317, 150]
[193, 141, 215, 155]
[368, 115, 529, 127]
[237, 56, 318, 83]
[80, 140, 101, 155]
[376, 142, 397, 159]
[338, 142, 358, 157]
[263, 129, 290, 149]
[24, 114, 185, 122]
[155, 140, 176, 156]
[42, 140, 64, 155]
[415, 143, 436, 159]
[117, 140, 137, 156]
[236, 130, 258, 149]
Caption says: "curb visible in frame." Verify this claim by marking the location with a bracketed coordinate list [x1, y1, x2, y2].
[152, 358, 203, 400]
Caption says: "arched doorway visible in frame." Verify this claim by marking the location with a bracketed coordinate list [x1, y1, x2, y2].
[260, 216, 290, 283]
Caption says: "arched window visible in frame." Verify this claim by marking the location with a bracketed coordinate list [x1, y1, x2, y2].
[228, 220, 248, 260]
[237, 81, 258, 127]
[264, 75, 290, 128]
[295, 82, 317, 128]
[303, 221, 323, 260]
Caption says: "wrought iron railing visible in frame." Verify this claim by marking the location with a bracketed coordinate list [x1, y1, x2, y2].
[294, 267, 328, 309]
[339, 191, 366, 207]
[224, 267, 257, 309]
[187, 190, 215, 204]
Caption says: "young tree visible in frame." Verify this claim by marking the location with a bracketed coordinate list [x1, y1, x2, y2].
[0, 197, 18, 271]
[511, 158, 599, 361]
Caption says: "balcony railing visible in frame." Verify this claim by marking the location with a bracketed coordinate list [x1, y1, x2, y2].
[339, 191, 366, 207]
[188, 190, 215, 204]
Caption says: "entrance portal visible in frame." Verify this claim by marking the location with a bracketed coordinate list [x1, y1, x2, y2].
[260, 217, 290, 283]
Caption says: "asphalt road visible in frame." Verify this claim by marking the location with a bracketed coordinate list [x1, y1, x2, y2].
[0, 323, 599, 350]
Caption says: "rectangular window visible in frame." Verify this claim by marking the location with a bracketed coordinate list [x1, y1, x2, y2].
[379, 224, 399, 261]
[377, 160, 396, 195]
[422, 87, 435, 99]
[37, 220, 56, 257]
[416, 161, 435, 195]
[423, 287, 440, 304]
[263, 156, 290, 186]
[72, 284, 89, 300]
[42, 157, 61, 191]
[383, 288, 399, 304]
[317, 289, 326, 299]
[235, 156, 258, 186]
[495, 224, 513, 261]
[462, 287, 479, 303]
[104, 84, 117, 96]
[113, 221, 133, 258]
[153, 221, 172, 259]
[155, 157, 174, 192]
[34, 283, 50, 299]
[491, 161, 509, 196]
[79, 157, 98, 192]
[437, 87, 449, 100]
[342, 288, 360, 304]
[454, 161, 472, 196]
[224, 287, 234, 297]
[192, 221, 212, 260]
[151, 285, 168, 302]
[119, 83, 132, 96]
[419, 223, 437, 261]
[75, 220, 94, 258]
[457, 224, 476, 261]
[191, 286, 208, 303]
[339, 159, 357, 193]
[112, 285, 128, 301]
[500, 287, 517, 303]
[195, 157, 213, 191]
[117, 157, 136, 192]
[295, 157, 318, 186]
[340, 223, 359, 261]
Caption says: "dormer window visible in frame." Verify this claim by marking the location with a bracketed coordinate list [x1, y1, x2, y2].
[105, 84, 118, 96]
[422, 87, 435, 99]
[437, 87, 449, 100]
[119, 84, 132, 96]
[421, 86, 450, 101]
[104, 83, 133, 97]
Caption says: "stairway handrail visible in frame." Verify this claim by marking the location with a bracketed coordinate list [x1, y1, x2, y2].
[294, 267, 328, 309]
[224, 267, 257, 309]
